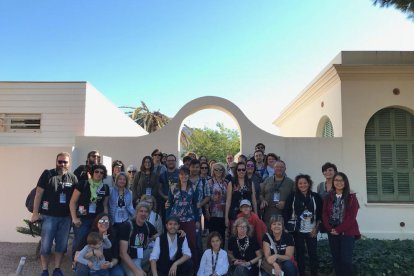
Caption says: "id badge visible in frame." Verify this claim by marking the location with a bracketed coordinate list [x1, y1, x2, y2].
[89, 202, 97, 214]
[42, 201, 49, 210]
[137, 247, 144, 259]
[59, 193, 66, 204]
[145, 188, 152, 196]
[271, 269, 284, 276]
[273, 192, 280, 203]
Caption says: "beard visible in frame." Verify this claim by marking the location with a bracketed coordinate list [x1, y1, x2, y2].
[56, 166, 68, 175]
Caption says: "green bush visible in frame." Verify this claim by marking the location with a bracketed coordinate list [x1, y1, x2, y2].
[317, 237, 414, 275]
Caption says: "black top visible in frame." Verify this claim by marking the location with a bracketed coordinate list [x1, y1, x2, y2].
[283, 191, 323, 230]
[228, 236, 259, 262]
[37, 169, 78, 217]
[119, 220, 157, 259]
[157, 233, 185, 273]
[262, 232, 294, 255]
[228, 180, 253, 220]
[75, 180, 109, 219]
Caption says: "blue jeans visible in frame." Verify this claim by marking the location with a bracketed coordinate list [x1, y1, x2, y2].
[293, 232, 318, 276]
[328, 234, 355, 276]
[261, 260, 297, 276]
[76, 263, 124, 276]
[72, 217, 94, 258]
[40, 215, 71, 255]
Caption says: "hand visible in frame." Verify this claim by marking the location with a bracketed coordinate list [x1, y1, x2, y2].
[260, 200, 268, 209]
[87, 261, 93, 269]
[233, 259, 243, 265]
[100, 261, 111, 269]
[31, 213, 41, 223]
[241, 261, 250, 267]
[72, 218, 82, 228]
[94, 250, 103, 258]
[178, 230, 186, 238]
[134, 271, 146, 276]
[165, 201, 170, 209]
[168, 262, 178, 276]
[331, 229, 339, 235]
[310, 227, 318, 238]
[225, 218, 229, 228]
[273, 265, 283, 276]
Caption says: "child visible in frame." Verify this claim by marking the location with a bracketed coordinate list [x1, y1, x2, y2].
[76, 232, 112, 276]
[197, 232, 229, 276]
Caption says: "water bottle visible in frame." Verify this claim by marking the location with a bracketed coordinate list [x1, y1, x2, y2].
[16, 256, 26, 275]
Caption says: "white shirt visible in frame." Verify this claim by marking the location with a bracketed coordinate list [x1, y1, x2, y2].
[197, 249, 229, 276]
[150, 234, 191, 261]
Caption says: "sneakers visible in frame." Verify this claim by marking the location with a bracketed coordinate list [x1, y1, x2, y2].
[41, 270, 49, 276]
[52, 268, 64, 276]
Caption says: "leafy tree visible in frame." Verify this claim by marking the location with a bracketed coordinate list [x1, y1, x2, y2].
[183, 123, 240, 163]
[373, 0, 414, 19]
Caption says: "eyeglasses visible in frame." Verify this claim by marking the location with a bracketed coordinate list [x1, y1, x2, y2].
[153, 153, 162, 157]
[237, 168, 246, 172]
[237, 225, 247, 229]
[91, 155, 99, 158]
[214, 168, 223, 172]
[57, 160, 68, 164]
[128, 171, 137, 173]
[201, 167, 209, 170]
[94, 170, 105, 175]
[98, 219, 110, 224]
[246, 164, 255, 168]
[334, 179, 344, 182]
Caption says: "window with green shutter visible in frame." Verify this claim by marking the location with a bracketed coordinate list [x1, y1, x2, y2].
[365, 108, 414, 202]
[322, 119, 334, 137]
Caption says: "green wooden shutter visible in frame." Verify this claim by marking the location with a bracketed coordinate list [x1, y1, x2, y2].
[323, 119, 334, 137]
[365, 108, 414, 202]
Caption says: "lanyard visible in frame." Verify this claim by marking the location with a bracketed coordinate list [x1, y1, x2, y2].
[211, 250, 219, 273]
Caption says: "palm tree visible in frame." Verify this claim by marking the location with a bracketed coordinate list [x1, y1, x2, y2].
[120, 101, 192, 147]
[373, 0, 414, 19]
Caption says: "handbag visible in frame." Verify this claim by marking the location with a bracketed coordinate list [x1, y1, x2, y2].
[285, 195, 297, 233]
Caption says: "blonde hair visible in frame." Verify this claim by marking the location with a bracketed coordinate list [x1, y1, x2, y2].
[140, 194, 157, 211]
[115, 172, 129, 189]
[232, 217, 253, 237]
[212, 163, 226, 179]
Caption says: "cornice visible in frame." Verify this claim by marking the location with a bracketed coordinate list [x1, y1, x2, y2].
[334, 64, 414, 80]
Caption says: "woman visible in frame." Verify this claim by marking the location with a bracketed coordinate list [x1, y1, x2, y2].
[108, 172, 135, 230]
[225, 162, 258, 229]
[140, 194, 163, 235]
[209, 159, 217, 177]
[198, 232, 229, 276]
[74, 213, 124, 276]
[262, 153, 279, 179]
[237, 154, 247, 164]
[261, 215, 297, 276]
[111, 160, 125, 184]
[199, 155, 208, 163]
[131, 156, 159, 208]
[317, 162, 338, 200]
[246, 159, 262, 213]
[70, 164, 110, 259]
[228, 217, 262, 276]
[166, 166, 200, 269]
[283, 174, 322, 276]
[322, 172, 360, 276]
[205, 163, 228, 244]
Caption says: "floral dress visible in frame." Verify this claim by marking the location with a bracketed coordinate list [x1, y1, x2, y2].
[169, 184, 199, 222]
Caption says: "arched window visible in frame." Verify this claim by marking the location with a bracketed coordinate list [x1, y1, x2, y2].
[365, 108, 414, 202]
[322, 119, 334, 137]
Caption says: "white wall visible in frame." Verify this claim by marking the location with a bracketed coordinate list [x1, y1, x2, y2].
[0, 82, 86, 146]
[84, 84, 147, 137]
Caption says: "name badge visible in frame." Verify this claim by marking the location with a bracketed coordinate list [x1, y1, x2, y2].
[137, 247, 144, 259]
[59, 193, 66, 204]
[89, 202, 97, 214]
[273, 192, 280, 203]
[42, 201, 49, 210]
[145, 188, 152, 196]
[64, 182, 73, 187]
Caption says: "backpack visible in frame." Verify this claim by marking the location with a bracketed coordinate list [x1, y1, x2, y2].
[25, 170, 52, 213]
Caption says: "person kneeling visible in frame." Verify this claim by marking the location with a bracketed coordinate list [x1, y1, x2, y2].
[150, 216, 193, 276]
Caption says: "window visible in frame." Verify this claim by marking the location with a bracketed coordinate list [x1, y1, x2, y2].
[322, 119, 334, 137]
[0, 113, 41, 133]
[365, 108, 414, 202]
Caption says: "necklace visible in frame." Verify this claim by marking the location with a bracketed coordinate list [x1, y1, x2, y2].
[236, 236, 249, 258]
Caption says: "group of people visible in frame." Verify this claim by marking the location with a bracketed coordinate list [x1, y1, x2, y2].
[30, 143, 360, 276]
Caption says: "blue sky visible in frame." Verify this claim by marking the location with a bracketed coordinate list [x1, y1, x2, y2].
[1, 0, 413, 133]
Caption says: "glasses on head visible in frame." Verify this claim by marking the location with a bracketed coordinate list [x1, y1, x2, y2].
[237, 168, 246, 172]
[98, 219, 110, 224]
[57, 160, 68, 165]
[94, 170, 105, 175]
[201, 167, 209, 170]
[214, 168, 223, 172]
[128, 170, 136, 173]
[246, 164, 255, 168]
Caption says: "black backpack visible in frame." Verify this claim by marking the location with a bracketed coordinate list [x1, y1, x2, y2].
[26, 170, 52, 213]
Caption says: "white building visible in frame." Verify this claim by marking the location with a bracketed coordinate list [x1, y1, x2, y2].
[1, 51, 413, 242]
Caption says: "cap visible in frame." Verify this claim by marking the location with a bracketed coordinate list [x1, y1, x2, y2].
[127, 165, 137, 172]
[239, 199, 252, 207]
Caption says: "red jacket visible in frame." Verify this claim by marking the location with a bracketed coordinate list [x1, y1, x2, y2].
[237, 212, 267, 247]
[322, 192, 361, 239]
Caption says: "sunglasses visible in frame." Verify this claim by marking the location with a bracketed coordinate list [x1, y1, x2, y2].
[98, 219, 110, 224]
[237, 168, 246, 172]
[214, 168, 223, 172]
[94, 170, 105, 175]
[57, 160, 68, 164]
[201, 167, 209, 169]
[246, 164, 255, 168]
[153, 153, 162, 157]
[128, 171, 137, 173]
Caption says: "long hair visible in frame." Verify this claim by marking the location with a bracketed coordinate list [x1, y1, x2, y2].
[140, 156, 154, 172]
[115, 171, 129, 189]
[333, 172, 351, 208]
[206, 231, 223, 249]
[294, 174, 313, 195]
[232, 162, 250, 191]
[232, 217, 253, 237]
[178, 166, 190, 192]
[91, 213, 113, 235]
[140, 194, 157, 212]
[211, 163, 226, 179]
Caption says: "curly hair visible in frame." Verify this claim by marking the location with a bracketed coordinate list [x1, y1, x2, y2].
[232, 217, 253, 237]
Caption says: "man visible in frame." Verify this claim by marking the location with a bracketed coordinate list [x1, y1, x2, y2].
[127, 164, 138, 185]
[73, 150, 100, 182]
[119, 202, 158, 276]
[260, 160, 294, 226]
[254, 142, 266, 153]
[225, 153, 234, 175]
[31, 152, 78, 276]
[181, 155, 192, 168]
[237, 200, 267, 247]
[254, 149, 266, 178]
[150, 216, 192, 276]
[151, 149, 167, 176]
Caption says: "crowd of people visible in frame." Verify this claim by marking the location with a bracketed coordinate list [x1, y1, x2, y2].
[30, 143, 361, 276]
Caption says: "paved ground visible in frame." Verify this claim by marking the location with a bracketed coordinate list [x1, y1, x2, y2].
[0, 242, 72, 276]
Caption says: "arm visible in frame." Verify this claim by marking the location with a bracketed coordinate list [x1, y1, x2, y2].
[225, 182, 233, 227]
[158, 173, 168, 201]
[196, 250, 208, 276]
[31, 187, 44, 222]
[260, 181, 268, 209]
[76, 246, 92, 267]
[322, 196, 333, 232]
[103, 195, 109, 215]
[247, 249, 262, 266]
[216, 250, 229, 276]
[70, 189, 82, 227]
[149, 237, 161, 276]
[334, 195, 359, 234]
[169, 238, 191, 276]
[251, 183, 258, 214]
[102, 236, 112, 249]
